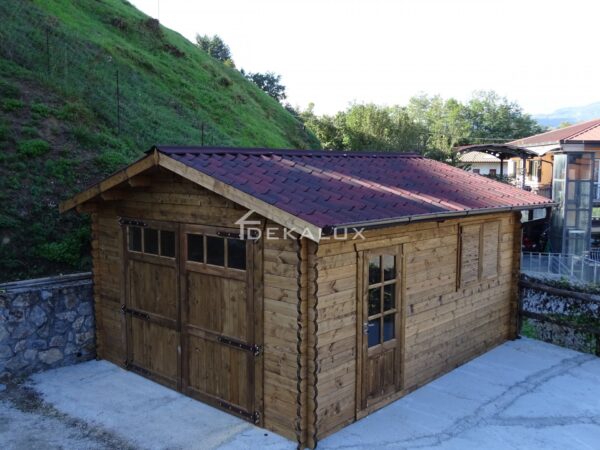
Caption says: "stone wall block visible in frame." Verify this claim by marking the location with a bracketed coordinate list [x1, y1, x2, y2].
[0, 273, 94, 381]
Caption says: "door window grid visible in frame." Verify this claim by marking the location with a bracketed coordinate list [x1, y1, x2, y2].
[186, 233, 246, 271]
[367, 255, 397, 348]
[127, 226, 175, 258]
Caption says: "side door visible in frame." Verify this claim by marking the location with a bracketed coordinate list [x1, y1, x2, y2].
[180, 225, 261, 423]
[359, 245, 404, 409]
[122, 219, 180, 389]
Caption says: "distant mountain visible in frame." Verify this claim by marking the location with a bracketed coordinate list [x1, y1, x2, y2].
[534, 102, 600, 128]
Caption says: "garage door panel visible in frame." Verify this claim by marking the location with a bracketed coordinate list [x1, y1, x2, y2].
[187, 334, 252, 412]
[187, 272, 248, 342]
[130, 317, 179, 385]
[129, 260, 177, 320]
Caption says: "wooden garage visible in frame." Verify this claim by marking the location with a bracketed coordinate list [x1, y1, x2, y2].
[60, 146, 553, 449]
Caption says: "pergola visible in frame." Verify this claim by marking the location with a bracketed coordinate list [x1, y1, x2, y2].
[454, 144, 539, 188]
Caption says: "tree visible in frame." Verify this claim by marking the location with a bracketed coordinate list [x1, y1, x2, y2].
[298, 91, 542, 162]
[299, 104, 346, 150]
[407, 94, 471, 157]
[299, 103, 425, 152]
[464, 91, 544, 142]
[195, 34, 234, 66]
[243, 71, 287, 102]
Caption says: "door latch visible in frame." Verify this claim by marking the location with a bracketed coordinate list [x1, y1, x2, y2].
[362, 322, 369, 335]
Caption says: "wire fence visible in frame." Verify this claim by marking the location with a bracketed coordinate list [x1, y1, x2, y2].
[0, 0, 228, 153]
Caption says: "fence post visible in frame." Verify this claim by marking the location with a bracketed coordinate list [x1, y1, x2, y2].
[517, 284, 523, 338]
[116, 69, 120, 135]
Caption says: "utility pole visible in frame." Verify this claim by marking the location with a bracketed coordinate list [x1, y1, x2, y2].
[45, 28, 50, 75]
[116, 69, 121, 135]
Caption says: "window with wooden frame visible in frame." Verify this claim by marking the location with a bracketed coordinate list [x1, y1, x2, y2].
[366, 254, 398, 348]
[185, 232, 247, 271]
[459, 221, 500, 286]
[127, 225, 175, 258]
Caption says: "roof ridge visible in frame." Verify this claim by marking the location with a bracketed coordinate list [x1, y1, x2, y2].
[567, 120, 600, 140]
[152, 145, 423, 158]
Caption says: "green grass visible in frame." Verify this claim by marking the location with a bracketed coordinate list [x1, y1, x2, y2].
[17, 138, 51, 157]
[0, 0, 318, 282]
[2, 98, 24, 112]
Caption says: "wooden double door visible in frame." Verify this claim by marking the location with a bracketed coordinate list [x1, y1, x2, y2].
[122, 219, 261, 423]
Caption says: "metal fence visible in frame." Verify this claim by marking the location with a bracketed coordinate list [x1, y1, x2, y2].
[588, 250, 600, 262]
[521, 252, 600, 285]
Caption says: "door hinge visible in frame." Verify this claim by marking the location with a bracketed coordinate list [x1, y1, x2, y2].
[217, 336, 262, 356]
[121, 305, 150, 321]
[218, 400, 261, 424]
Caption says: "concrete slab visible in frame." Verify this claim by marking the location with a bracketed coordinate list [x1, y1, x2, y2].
[0, 338, 598, 450]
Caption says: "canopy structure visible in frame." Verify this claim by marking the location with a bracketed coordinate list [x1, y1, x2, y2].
[454, 144, 539, 187]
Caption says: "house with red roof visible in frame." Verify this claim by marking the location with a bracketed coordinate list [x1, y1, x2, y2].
[457, 119, 600, 255]
[507, 118, 600, 197]
[60, 146, 552, 448]
[507, 119, 600, 253]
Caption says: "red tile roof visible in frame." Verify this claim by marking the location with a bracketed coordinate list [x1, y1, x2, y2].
[155, 146, 553, 229]
[510, 118, 600, 146]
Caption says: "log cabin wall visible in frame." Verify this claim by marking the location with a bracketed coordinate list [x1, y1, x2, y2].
[313, 211, 522, 440]
[261, 225, 306, 442]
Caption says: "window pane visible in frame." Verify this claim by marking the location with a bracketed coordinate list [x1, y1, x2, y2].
[128, 226, 142, 252]
[206, 236, 225, 266]
[368, 256, 381, 285]
[160, 230, 175, 257]
[367, 319, 381, 347]
[383, 314, 395, 342]
[187, 234, 204, 262]
[383, 255, 395, 281]
[227, 238, 246, 270]
[144, 228, 159, 254]
[383, 284, 395, 311]
[368, 287, 380, 317]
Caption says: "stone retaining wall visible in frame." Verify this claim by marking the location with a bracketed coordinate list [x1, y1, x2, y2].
[520, 276, 600, 355]
[0, 272, 95, 381]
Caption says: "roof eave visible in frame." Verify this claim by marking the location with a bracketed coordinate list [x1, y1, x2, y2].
[331, 203, 556, 232]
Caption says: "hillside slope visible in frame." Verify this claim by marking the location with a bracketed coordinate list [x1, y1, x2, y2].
[0, 0, 319, 282]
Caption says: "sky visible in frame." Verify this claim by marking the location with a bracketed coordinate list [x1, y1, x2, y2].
[130, 0, 599, 115]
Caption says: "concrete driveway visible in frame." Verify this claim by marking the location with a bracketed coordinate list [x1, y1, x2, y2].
[1, 338, 599, 450]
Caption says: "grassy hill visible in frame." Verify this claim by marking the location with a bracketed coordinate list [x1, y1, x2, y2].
[0, 0, 319, 282]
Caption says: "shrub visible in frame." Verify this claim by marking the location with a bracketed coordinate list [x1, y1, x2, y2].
[57, 102, 93, 123]
[20, 126, 39, 138]
[37, 226, 90, 267]
[31, 103, 53, 119]
[17, 138, 51, 157]
[0, 80, 19, 98]
[0, 213, 19, 228]
[2, 98, 24, 112]
[45, 158, 75, 184]
[72, 125, 98, 147]
[94, 149, 129, 173]
[218, 75, 232, 88]
[0, 122, 8, 141]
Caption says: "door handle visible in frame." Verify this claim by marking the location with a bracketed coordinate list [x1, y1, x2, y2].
[362, 322, 369, 335]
